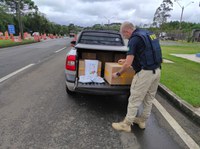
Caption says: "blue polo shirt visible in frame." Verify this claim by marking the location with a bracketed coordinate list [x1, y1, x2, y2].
[126, 30, 145, 73]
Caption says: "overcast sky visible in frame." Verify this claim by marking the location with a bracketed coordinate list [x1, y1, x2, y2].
[32, 0, 200, 27]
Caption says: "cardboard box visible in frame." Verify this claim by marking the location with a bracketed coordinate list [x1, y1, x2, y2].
[79, 60, 102, 76]
[82, 53, 96, 59]
[104, 62, 135, 85]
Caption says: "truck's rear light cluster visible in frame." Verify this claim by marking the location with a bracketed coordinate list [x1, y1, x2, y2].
[66, 55, 76, 71]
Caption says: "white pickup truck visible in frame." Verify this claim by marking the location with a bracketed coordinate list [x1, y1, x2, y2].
[65, 30, 132, 95]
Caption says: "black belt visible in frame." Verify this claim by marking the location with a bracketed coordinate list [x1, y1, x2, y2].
[142, 69, 156, 74]
[143, 67, 160, 74]
[135, 66, 161, 74]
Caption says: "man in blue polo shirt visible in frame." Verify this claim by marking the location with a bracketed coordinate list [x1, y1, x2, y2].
[112, 21, 162, 132]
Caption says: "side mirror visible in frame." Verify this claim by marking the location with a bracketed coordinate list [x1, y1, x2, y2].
[70, 40, 76, 47]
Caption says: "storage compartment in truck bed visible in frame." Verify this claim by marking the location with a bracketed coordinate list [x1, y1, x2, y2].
[77, 49, 134, 86]
[78, 49, 126, 77]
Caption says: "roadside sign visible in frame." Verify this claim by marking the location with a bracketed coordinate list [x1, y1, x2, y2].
[8, 25, 15, 34]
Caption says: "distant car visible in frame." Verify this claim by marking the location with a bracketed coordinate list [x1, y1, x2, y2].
[69, 33, 76, 38]
[65, 30, 132, 95]
[32, 32, 40, 36]
[159, 32, 175, 41]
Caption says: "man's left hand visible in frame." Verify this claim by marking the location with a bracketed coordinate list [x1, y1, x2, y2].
[112, 72, 119, 78]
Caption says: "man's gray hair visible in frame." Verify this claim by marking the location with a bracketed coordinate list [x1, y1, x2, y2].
[120, 21, 135, 32]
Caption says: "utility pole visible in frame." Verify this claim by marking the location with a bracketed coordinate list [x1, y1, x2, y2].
[17, 0, 24, 39]
[180, 6, 184, 25]
[175, 0, 194, 29]
[103, 16, 114, 29]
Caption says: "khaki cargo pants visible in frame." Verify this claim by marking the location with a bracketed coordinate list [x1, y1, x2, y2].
[125, 68, 161, 124]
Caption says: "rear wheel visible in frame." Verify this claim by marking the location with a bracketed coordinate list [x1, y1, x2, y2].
[66, 85, 75, 95]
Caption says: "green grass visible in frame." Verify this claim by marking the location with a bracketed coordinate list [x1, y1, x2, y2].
[0, 39, 36, 48]
[161, 42, 200, 107]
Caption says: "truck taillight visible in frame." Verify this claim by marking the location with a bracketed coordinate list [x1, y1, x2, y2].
[66, 55, 76, 71]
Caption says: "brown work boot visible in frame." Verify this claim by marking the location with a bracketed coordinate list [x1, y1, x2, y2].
[112, 119, 131, 132]
[133, 117, 146, 129]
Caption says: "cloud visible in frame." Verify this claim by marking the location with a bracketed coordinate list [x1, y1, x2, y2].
[32, 0, 200, 27]
[79, 0, 118, 2]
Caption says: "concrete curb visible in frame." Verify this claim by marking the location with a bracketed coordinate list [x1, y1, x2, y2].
[158, 83, 200, 125]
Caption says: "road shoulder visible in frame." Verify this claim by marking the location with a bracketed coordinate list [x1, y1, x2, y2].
[158, 83, 200, 125]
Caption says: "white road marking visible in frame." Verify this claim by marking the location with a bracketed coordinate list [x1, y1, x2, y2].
[0, 64, 35, 83]
[54, 47, 66, 53]
[153, 99, 200, 149]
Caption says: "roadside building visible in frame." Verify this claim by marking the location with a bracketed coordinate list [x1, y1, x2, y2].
[191, 29, 200, 42]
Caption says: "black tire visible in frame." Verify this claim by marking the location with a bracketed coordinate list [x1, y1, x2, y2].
[66, 85, 75, 95]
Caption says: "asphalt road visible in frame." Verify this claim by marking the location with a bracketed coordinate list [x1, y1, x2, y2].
[0, 39, 199, 149]
[0, 38, 69, 78]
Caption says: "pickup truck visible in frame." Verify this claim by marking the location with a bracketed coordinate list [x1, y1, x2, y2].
[65, 30, 132, 95]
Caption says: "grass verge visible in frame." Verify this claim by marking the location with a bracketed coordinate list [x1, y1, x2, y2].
[161, 42, 200, 107]
[0, 39, 36, 48]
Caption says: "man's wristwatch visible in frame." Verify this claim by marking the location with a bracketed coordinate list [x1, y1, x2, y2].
[116, 72, 121, 77]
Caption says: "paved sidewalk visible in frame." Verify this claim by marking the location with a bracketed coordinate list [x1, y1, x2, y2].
[163, 59, 174, 63]
[171, 54, 200, 63]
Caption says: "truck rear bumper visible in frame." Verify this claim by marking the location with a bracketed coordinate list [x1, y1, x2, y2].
[74, 87, 130, 95]
[67, 81, 130, 95]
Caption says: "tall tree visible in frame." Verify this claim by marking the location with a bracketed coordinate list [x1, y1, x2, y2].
[3, 0, 38, 13]
[2, 0, 38, 38]
[153, 0, 173, 27]
[0, 5, 14, 32]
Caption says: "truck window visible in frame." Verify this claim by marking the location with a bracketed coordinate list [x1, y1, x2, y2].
[79, 31, 123, 46]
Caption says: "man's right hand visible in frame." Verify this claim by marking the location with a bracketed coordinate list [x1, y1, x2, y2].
[118, 59, 126, 65]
